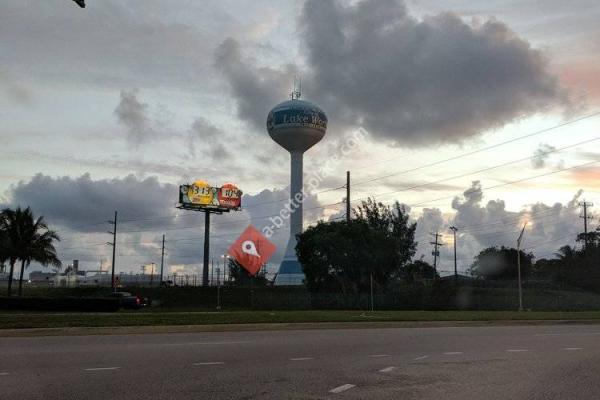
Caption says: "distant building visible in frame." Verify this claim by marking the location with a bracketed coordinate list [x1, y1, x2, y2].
[29, 271, 57, 284]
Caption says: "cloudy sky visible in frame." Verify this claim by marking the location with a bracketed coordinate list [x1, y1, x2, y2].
[2, 0, 600, 277]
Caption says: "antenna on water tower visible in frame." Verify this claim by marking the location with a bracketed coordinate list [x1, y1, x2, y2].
[290, 76, 301, 100]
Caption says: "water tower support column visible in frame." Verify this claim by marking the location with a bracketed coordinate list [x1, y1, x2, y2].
[288, 151, 304, 253]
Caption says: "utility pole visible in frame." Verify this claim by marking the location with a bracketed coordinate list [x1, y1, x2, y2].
[430, 232, 444, 277]
[346, 170, 351, 222]
[579, 200, 593, 251]
[149, 263, 155, 286]
[107, 211, 117, 292]
[449, 226, 458, 281]
[517, 223, 527, 312]
[160, 234, 165, 286]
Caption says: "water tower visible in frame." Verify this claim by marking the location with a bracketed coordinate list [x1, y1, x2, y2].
[267, 81, 327, 285]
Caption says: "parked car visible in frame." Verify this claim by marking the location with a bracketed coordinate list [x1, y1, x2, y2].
[108, 292, 148, 310]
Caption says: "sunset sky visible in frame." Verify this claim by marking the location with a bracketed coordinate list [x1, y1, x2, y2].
[1, 0, 600, 276]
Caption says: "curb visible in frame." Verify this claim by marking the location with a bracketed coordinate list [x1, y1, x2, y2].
[2, 319, 600, 337]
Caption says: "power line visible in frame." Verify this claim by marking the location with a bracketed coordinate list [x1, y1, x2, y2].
[349, 137, 599, 205]
[408, 159, 600, 209]
[352, 111, 600, 186]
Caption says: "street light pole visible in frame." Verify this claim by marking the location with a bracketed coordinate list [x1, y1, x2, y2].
[517, 223, 527, 312]
[449, 226, 458, 282]
[216, 267, 221, 310]
[370, 272, 374, 312]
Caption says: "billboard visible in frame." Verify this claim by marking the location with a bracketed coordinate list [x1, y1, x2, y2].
[179, 181, 242, 211]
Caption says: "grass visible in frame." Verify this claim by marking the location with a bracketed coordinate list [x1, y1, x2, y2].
[3, 310, 600, 330]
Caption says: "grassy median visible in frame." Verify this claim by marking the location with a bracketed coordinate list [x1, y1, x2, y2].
[3, 310, 600, 330]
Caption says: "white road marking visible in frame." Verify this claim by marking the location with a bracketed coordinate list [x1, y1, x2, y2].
[413, 355, 428, 361]
[379, 366, 396, 373]
[290, 357, 314, 361]
[329, 384, 356, 394]
[534, 333, 600, 337]
[564, 347, 582, 351]
[194, 362, 225, 366]
[369, 354, 391, 358]
[0, 372, 9, 376]
[444, 352, 463, 355]
[165, 341, 251, 346]
[84, 367, 120, 371]
[506, 349, 529, 352]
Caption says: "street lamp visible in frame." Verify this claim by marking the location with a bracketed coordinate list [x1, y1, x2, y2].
[220, 254, 230, 284]
[449, 226, 458, 282]
[516, 222, 527, 312]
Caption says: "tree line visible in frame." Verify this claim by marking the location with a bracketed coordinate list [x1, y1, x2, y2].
[291, 198, 600, 294]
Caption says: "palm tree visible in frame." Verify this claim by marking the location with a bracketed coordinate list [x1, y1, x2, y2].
[555, 245, 577, 261]
[0, 207, 61, 297]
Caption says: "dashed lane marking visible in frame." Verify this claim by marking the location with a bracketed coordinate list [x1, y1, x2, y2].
[84, 367, 120, 371]
[506, 349, 529, 352]
[165, 341, 251, 346]
[413, 355, 428, 361]
[0, 372, 9, 376]
[534, 333, 600, 337]
[379, 366, 396, 373]
[290, 357, 314, 361]
[369, 354, 391, 358]
[444, 352, 463, 355]
[329, 384, 356, 394]
[194, 362, 225, 365]
[564, 347, 582, 351]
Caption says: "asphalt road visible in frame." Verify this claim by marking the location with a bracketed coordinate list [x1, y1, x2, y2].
[2, 324, 600, 399]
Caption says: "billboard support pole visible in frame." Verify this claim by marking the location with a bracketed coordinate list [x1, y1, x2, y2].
[203, 210, 210, 287]
[177, 182, 242, 288]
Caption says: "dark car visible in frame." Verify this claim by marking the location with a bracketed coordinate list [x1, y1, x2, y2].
[108, 292, 148, 310]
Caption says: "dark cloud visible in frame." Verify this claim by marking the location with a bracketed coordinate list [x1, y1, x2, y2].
[218, 0, 568, 146]
[214, 38, 296, 131]
[8, 173, 177, 232]
[188, 117, 229, 159]
[299, 0, 568, 146]
[114, 90, 156, 147]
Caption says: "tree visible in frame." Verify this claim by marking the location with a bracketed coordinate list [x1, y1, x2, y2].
[402, 258, 438, 284]
[470, 246, 533, 280]
[228, 258, 268, 287]
[0, 227, 7, 273]
[0, 207, 61, 296]
[550, 241, 600, 291]
[297, 198, 417, 293]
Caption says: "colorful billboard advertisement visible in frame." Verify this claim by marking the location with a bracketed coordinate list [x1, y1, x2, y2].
[179, 181, 242, 211]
